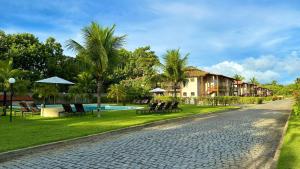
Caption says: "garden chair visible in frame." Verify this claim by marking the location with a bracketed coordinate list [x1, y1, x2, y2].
[29, 103, 41, 115]
[143, 99, 150, 104]
[170, 101, 182, 112]
[19, 102, 32, 117]
[155, 102, 166, 113]
[74, 103, 85, 115]
[136, 102, 158, 114]
[161, 102, 173, 113]
[61, 104, 75, 116]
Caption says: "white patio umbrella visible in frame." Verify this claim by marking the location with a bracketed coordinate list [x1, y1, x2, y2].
[150, 88, 166, 93]
[36, 76, 74, 85]
[36, 76, 74, 104]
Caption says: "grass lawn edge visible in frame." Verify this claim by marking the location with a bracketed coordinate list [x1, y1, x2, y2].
[271, 109, 292, 169]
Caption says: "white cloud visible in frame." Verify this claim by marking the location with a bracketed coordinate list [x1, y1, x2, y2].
[203, 51, 300, 84]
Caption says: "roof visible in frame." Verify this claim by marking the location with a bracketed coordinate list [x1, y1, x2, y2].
[184, 66, 208, 77]
[184, 66, 237, 80]
[0, 95, 33, 101]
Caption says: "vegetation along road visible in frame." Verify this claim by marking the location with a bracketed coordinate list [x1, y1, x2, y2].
[0, 99, 292, 169]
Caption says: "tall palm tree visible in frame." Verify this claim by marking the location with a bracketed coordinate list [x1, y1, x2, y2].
[0, 59, 24, 116]
[250, 77, 259, 85]
[162, 49, 189, 98]
[66, 22, 125, 116]
[233, 74, 245, 81]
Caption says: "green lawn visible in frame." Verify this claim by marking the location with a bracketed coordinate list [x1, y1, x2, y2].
[0, 105, 237, 153]
[277, 114, 300, 169]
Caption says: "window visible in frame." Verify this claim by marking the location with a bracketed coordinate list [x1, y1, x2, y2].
[190, 78, 195, 82]
[183, 92, 187, 96]
[191, 92, 195, 96]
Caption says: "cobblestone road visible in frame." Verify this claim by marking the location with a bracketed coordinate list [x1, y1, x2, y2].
[0, 99, 292, 169]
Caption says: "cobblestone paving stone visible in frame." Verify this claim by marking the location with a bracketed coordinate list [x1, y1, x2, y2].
[0, 100, 292, 169]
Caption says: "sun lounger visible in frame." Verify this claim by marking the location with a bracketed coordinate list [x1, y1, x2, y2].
[19, 102, 32, 116]
[155, 102, 166, 113]
[29, 103, 41, 115]
[170, 101, 181, 112]
[136, 102, 158, 114]
[61, 104, 75, 116]
[74, 103, 85, 115]
[161, 102, 173, 113]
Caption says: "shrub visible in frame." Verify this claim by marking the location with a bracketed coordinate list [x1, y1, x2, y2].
[257, 98, 264, 104]
[154, 96, 181, 103]
[293, 104, 300, 116]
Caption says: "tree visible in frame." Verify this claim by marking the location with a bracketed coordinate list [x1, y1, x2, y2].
[250, 77, 259, 85]
[0, 59, 27, 116]
[271, 80, 278, 85]
[162, 49, 189, 98]
[0, 31, 73, 82]
[107, 46, 160, 87]
[66, 22, 125, 116]
[107, 84, 126, 104]
[233, 74, 245, 81]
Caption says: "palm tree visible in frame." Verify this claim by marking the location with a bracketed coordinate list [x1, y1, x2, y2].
[107, 84, 126, 104]
[233, 74, 245, 81]
[250, 77, 259, 85]
[162, 49, 189, 98]
[0, 59, 25, 116]
[66, 22, 125, 116]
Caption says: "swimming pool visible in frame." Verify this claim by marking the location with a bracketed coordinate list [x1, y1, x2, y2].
[14, 104, 143, 111]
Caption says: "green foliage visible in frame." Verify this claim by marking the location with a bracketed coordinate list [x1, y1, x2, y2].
[256, 98, 263, 104]
[181, 96, 272, 106]
[249, 77, 259, 85]
[119, 77, 151, 99]
[33, 85, 59, 104]
[106, 46, 160, 88]
[107, 84, 127, 104]
[233, 74, 245, 81]
[66, 22, 125, 109]
[0, 59, 29, 94]
[277, 112, 300, 169]
[153, 95, 180, 102]
[68, 72, 96, 103]
[162, 49, 189, 98]
[0, 31, 81, 83]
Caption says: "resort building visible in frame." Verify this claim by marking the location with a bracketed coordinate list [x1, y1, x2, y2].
[178, 67, 235, 97]
[164, 66, 273, 98]
[234, 82, 258, 97]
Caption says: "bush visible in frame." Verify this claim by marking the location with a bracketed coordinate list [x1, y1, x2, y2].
[293, 104, 300, 116]
[257, 98, 264, 104]
[154, 96, 180, 103]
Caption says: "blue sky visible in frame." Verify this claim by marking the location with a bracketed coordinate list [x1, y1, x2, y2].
[1, 0, 300, 84]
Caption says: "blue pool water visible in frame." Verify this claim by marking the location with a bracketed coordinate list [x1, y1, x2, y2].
[14, 104, 142, 111]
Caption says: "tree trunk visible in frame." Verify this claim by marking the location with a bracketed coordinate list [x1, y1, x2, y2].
[117, 95, 119, 104]
[174, 82, 177, 99]
[96, 79, 102, 117]
[2, 89, 7, 116]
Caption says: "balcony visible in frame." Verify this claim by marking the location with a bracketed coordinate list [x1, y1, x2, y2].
[207, 86, 218, 93]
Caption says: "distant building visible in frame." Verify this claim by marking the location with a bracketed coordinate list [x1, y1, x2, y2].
[165, 67, 235, 97]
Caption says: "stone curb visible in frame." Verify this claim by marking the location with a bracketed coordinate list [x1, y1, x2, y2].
[269, 109, 292, 169]
[0, 107, 240, 163]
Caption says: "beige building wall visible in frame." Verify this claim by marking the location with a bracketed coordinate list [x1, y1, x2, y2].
[181, 77, 198, 97]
